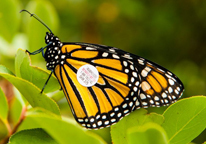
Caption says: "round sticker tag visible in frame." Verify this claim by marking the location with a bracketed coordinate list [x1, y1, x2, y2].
[77, 64, 99, 87]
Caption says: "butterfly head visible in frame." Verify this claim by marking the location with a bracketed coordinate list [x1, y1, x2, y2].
[45, 32, 61, 45]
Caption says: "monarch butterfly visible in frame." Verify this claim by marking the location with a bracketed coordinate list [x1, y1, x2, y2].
[21, 10, 184, 129]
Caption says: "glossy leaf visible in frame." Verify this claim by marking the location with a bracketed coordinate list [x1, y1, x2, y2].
[127, 122, 168, 144]
[15, 49, 59, 93]
[9, 87, 27, 127]
[0, 118, 9, 140]
[162, 96, 206, 144]
[0, 65, 60, 115]
[9, 96, 25, 127]
[18, 108, 106, 144]
[90, 127, 111, 144]
[9, 128, 58, 144]
[111, 109, 164, 144]
[0, 88, 8, 121]
[0, 88, 9, 140]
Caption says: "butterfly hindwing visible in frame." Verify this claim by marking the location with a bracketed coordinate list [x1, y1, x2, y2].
[133, 58, 184, 108]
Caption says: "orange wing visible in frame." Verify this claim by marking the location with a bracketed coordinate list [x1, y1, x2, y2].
[54, 43, 184, 129]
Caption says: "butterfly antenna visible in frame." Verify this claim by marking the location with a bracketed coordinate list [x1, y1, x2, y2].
[20, 9, 53, 34]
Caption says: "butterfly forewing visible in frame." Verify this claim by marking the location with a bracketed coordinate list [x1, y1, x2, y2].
[53, 43, 184, 129]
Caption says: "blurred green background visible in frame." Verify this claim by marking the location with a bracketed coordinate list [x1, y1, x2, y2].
[0, 0, 206, 143]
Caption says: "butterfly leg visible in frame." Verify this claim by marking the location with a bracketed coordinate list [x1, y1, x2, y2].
[26, 42, 52, 56]
[26, 47, 44, 55]
[40, 71, 53, 93]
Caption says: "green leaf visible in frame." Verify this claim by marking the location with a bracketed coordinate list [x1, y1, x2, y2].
[0, 65, 14, 75]
[162, 96, 206, 144]
[9, 128, 58, 144]
[15, 49, 60, 93]
[9, 87, 27, 127]
[0, 65, 60, 115]
[9, 95, 25, 127]
[90, 128, 111, 144]
[23, 0, 59, 54]
[127, 122, 168, 144]
[18, 108, 106, 144]
[0, 118, 9, 140]
[0, 0, 20, 42]
[111, 109, 164, 144]
[0, 88, 8, 121]
[0, 88, 10, 140]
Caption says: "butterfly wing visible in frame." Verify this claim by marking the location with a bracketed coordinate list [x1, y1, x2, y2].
[54, 42, 184, 129]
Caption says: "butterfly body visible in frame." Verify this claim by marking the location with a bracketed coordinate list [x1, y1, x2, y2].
[21, 10, 184, 129]
[44, 32, 63, 70]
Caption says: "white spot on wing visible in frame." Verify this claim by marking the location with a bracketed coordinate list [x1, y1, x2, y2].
[164, 99, 169, 103]
[141, 81, 151, 91]
[132, 72, 137, 77]
[162, 92, 167, 98]
[102, 115, 106, 119]
[117, 113, 122, 117]
[154, 96, 160, 101]
[90, 118, 94, 122]
[135, 81, 139, 86]
[96, 115, 100, 119]
[105, 121, 109, 125]
[55, 55, 59, 59]
[86, 47, 96, 50]
[138, 59, 144, 65]
[110, 112, 115, 117]
[141, 69, 148, 77]
[97, 121, 102, 126]
[150, 99, 154, 104]
[130, 65, 134, 70]
[145, 67, 151, 72]
[133, 87, 138, 92]
[168, 87, 173, 93]
[61, 55, 66, 59]
[131, 77, 135, 82]
[142, 102, 148, 106]
[169, 79, 175, 85]
[111, 119, 116, 122]
[78, 119, 83, 122]
[113, 54, 120, 59]
[122, 103, 127, 108]
[135, 100, 140, 106]
[123, 61, 128, 67]
[129, 102, 133, 107]
[175, 89, 179, 94]
[102, 52, 108, 57]
[124, 110, 129, 114]
[125, 69, 129, 73]
[124, 54, 132, 59]
[114, 107, 119, 111]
